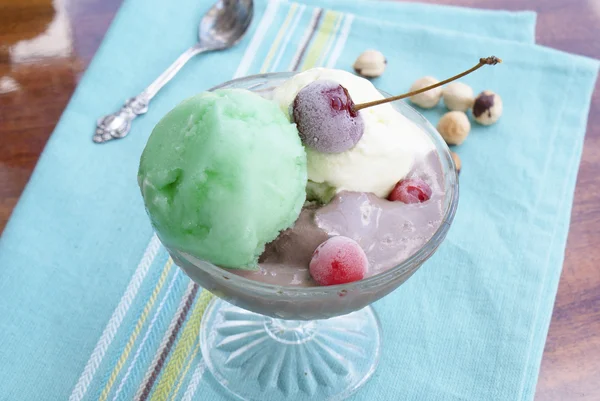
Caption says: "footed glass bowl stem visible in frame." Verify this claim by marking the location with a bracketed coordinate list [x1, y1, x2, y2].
[200, 297, 382, 401]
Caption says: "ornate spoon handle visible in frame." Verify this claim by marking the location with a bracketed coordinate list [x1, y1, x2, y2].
[94, 44, 207, 143]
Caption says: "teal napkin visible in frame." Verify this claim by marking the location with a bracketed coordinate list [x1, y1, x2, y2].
[0, 0, 596, 400]
[301, 0, 537, 43]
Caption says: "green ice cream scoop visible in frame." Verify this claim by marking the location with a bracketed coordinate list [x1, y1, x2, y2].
[138, 89, 307, 270]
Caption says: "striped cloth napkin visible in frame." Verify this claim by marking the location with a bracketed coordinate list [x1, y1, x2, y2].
[0, 0, 597, 400]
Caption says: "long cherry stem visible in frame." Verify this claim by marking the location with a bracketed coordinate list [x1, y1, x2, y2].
[353, 56, 502, 111]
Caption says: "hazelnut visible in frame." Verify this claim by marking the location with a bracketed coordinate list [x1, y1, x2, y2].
[442, 82, 474, 112]
[353, 50, 387, 78]
[473, 90, 502, 125]
[451, 151, 462, 174]
[437, 111, 470, 145]
[409, 76, 442, 109]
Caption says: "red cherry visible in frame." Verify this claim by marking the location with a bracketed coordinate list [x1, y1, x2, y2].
[309, 236, 368, 286]
[388, 178, 432, 203]
[292, 80, 364, 154]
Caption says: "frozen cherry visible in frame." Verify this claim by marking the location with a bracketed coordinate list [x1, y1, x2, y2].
[388, 178, 432, 204]
[309, 236, 368, 286]
[292, 80, 365, 153]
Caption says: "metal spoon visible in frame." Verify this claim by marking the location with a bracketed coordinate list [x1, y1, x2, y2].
[94, 0, 254, 143]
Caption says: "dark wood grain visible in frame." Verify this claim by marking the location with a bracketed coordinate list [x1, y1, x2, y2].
[0, 0, 598, 399]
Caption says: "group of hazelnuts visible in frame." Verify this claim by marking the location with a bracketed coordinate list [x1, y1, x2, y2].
[353, 50, 503, 174]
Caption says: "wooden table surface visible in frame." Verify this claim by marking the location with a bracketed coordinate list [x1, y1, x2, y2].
[1, 0, 598, 399]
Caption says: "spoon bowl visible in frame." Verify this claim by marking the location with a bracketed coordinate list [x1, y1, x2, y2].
[199, 0, 254, 50]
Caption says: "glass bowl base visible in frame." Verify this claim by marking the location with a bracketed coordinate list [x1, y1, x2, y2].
[200, 297, 382, 400]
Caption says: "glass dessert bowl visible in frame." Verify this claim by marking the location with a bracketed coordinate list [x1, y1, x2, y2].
[147, 72, 459, 401]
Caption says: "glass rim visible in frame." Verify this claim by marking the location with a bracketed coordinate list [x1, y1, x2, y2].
[183, 71, 460, 296]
